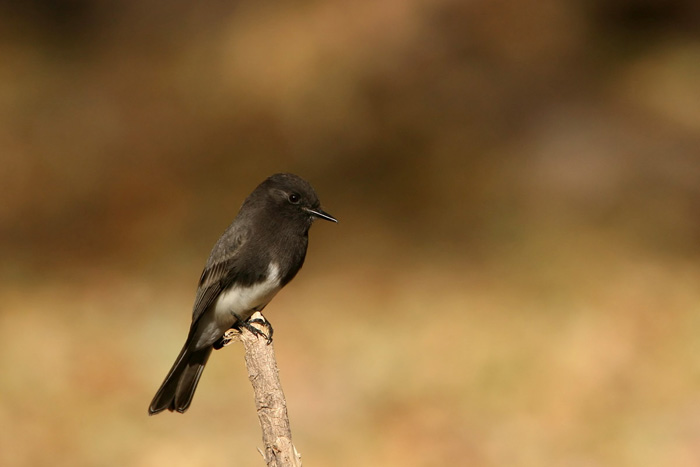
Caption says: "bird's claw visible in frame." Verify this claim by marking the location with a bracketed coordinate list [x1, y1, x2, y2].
[239, 317, 274, 344]
[221, 329, 238, 347]
[213, 329, 239, 349]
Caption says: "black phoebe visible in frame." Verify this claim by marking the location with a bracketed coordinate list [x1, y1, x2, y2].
[148, 173, 337, 415]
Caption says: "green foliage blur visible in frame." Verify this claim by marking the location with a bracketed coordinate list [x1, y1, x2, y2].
[1, 1, 699, 466]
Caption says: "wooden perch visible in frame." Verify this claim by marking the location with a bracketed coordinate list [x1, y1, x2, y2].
[226, 312, 302, 467]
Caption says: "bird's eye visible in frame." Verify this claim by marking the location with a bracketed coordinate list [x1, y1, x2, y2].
[288, 193, 301, 204]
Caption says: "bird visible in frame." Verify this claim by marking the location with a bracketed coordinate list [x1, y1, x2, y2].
[148, 173, 337, 415]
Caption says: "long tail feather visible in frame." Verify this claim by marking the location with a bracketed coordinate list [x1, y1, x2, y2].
[148, 342, 212, 415]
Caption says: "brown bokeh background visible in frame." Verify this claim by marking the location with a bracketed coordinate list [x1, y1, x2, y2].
[2, 1, 700, 466]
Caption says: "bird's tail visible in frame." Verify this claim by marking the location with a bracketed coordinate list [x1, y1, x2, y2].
[148, 340, 212, 415]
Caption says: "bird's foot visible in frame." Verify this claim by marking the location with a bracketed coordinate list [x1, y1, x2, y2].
[222, 329, 239, 347]
[213, 329, 240, 349]
[249, 317, 274, 343]
[239, 317, 274, 345]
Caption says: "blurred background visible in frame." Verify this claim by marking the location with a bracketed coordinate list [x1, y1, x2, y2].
[1, 0, 699, 465]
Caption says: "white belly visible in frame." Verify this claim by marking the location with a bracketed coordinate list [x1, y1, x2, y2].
[213, 262, 281, 326]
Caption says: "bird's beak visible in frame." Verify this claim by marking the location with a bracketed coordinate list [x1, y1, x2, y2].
[306, 207, 338, 223]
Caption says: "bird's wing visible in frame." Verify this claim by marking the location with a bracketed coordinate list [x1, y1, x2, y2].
[190, 231, 247, 324]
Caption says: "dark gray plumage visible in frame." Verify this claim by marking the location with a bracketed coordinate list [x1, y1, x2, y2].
[148, 173, 336, 415]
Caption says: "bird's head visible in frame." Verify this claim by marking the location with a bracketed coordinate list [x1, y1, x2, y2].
[256, 173, 337, 226]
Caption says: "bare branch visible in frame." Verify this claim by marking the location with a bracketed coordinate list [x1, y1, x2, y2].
[232, 313, 302, 467]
